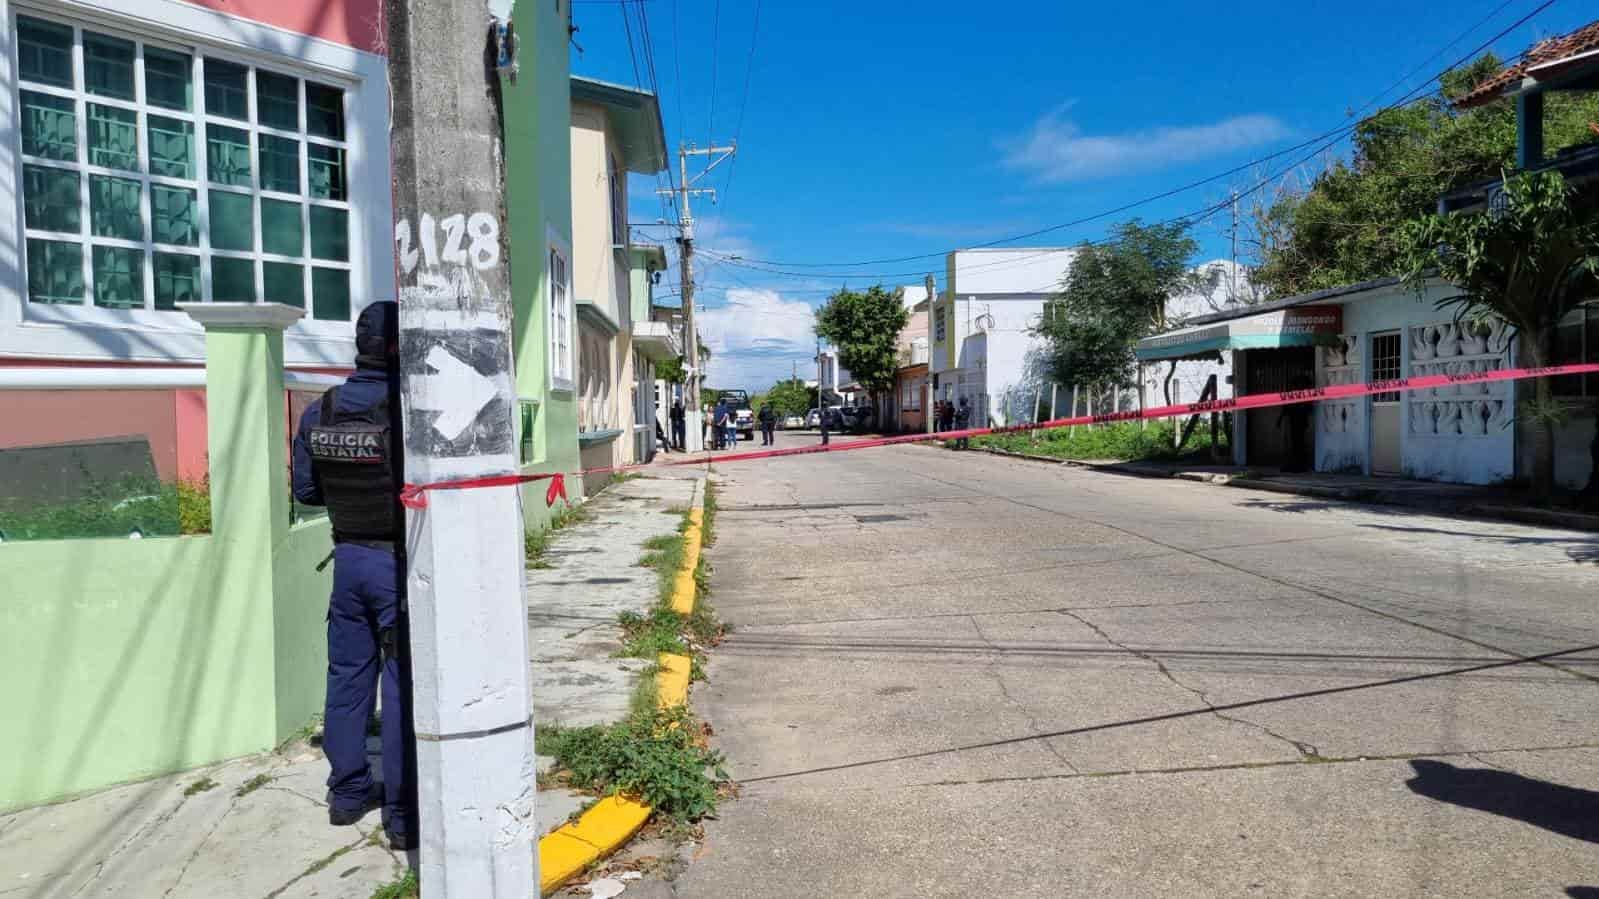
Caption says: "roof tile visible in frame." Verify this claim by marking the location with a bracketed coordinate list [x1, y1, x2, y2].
[1454, 19, 1599, 108]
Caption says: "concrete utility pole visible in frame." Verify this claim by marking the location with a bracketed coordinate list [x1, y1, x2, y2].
[658, 142, 736, 452]
[387, 1, 534, 893]
[925, 273, 936, 435]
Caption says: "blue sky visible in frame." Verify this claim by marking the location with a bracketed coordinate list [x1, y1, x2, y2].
[568, 0, 1595, 391]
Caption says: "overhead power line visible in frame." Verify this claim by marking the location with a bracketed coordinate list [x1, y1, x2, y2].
[721, 0, 1561, 271]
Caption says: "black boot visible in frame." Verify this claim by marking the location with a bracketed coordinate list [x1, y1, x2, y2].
[328, 781, 383, 826]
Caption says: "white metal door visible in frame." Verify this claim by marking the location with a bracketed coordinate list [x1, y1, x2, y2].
[1370, 331, 1402, 476]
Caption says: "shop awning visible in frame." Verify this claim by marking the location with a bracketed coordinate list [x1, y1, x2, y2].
[1136, 305, 1343, 362]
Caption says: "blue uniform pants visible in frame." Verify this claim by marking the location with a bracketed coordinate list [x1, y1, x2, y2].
[325, 542, 415, 838]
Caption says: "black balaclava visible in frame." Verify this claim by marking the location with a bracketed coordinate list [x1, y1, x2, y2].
[354, 301, 398, 371]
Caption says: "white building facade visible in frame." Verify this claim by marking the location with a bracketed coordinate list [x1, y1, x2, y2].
[929, 248, 1075, 426]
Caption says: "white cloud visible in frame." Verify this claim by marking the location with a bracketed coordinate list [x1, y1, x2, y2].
[696, 288, 819, 390]
[1001, 106, 1292, 183]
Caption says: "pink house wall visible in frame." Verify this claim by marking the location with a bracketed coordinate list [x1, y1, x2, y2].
[0, 390, 183, 481]
[180, 0, 385, 54]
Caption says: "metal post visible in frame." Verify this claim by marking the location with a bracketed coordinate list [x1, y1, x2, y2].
[659, 143, 735, 454]
[1070, 384, 1079, 436]
[386, 1, 534, 892]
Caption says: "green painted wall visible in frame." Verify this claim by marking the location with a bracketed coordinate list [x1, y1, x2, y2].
[272, 520, 335, 740]
[506, 0, 580, 530]
[0, 535, 274, 810]
[0, 309, 335, 811]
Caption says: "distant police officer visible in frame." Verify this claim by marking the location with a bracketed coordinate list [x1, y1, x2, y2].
[291, 301, 416, 851]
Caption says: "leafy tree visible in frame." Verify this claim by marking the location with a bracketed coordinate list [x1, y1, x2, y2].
[1398, 170, 1599, 499]
[813, 285, 911, 411]
[1037, 219, 1199, 403]
[764, 378, 814, 417]
[1254, 55, 1599, 298]
[655, 355, 686, 384]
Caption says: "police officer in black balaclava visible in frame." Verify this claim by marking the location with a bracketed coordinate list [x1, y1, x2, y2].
[291, 301, 416, 850]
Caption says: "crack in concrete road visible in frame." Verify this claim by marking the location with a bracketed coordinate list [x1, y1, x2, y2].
[261, 831, 376, 899]
[906, 464, 1599, 688]
[896, 741, 1599, 790]
[968, 615, 1081, 774]
[733, 594, 1293, 630]
[162, 792, 243, 898]
[1054, 608, 1322, 760]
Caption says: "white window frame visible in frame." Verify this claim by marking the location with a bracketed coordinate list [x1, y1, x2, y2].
[9, 8, 353, 318]
[548, 234, 574, 391]
[0, 0, 391, 367]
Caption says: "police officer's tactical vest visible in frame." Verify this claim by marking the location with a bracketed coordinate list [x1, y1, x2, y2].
[306, 387, 399, 542]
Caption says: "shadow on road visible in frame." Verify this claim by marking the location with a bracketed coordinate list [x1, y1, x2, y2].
[1406, 759, 1599, 844]
[1360, 523, 1599, 565]
[1566, 888, 1599, 898]
[1234, 497, 1599, 564]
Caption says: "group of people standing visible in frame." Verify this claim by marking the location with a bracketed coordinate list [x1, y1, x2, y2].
[936, 395, 972, 449]
[662, 397, 779, 451]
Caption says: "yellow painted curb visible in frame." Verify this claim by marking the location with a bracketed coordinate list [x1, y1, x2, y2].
[537, 796, 652, 894]
[535, 480, 710, 895]
[656, 652, 692, 708]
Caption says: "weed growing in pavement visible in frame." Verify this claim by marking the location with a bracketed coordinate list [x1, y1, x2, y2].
[621, 499, 727, 661]
[524, 501, 592, 569]
[235, 773, 272, 797]
[969, 419, 1223, 462]
[276, 714, 323, 752]
[182, 776, 218, 796]
[369, 869, 418, 899]
[535, 706, 728, 823]
[701, 480, 719, 547]
[618, 606, 692, 658]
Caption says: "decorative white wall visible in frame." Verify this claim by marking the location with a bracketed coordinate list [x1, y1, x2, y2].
[1312, 282, 1516, 485]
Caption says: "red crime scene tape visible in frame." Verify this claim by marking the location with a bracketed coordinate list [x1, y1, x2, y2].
[400, 361, 1599, 509]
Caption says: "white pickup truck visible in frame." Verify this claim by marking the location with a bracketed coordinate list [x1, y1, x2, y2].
[719, 390, 756, 442]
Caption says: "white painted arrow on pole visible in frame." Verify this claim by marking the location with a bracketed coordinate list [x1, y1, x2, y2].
[419, 345, 503, 441]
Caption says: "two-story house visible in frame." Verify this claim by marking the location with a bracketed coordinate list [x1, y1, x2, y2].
[568, 76, 667, 488]
[929, 248, 1076, 427]
[1, 0, 393, 481]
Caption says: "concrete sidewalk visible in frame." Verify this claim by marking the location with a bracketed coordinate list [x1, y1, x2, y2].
[0, 475, 700, 899]
[528, 474, 702, 835]
[979, 446, 1599, 533]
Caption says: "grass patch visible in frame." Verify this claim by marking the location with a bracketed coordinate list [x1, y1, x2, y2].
[969, 419, 1225, 462]
[619, 606, 692, 658]
[622, 496, 726, 661]
[0, 475, 211, 541]
[524, 501, 592, 569]
[277, 714, 322, 752]
[370, 870, 418, 899]
[701, 480, 719, 547]
[183, 776, 219, 796]
[535, 706, 728, 823]
[235, 773, 273, 797]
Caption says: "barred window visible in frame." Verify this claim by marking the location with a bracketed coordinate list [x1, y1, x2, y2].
[14, 12, 353, 319]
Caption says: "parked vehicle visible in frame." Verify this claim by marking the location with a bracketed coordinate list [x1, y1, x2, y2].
[719, 389, 755, 441]
[805, 408, 821, 428]
[782, 414, 805, 429]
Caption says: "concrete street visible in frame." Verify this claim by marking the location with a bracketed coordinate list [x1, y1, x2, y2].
[678, 430, 1599, 898]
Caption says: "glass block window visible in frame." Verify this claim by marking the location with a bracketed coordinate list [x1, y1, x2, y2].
[147, 116, 194, 178]
[17, 17, 73, 88]
[144, 47, 192, 111]
[153, 253, 200, 310]
[12, 13, 354, 320]
[206, 125, 252, 186]
[83, 32, 134, 100]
